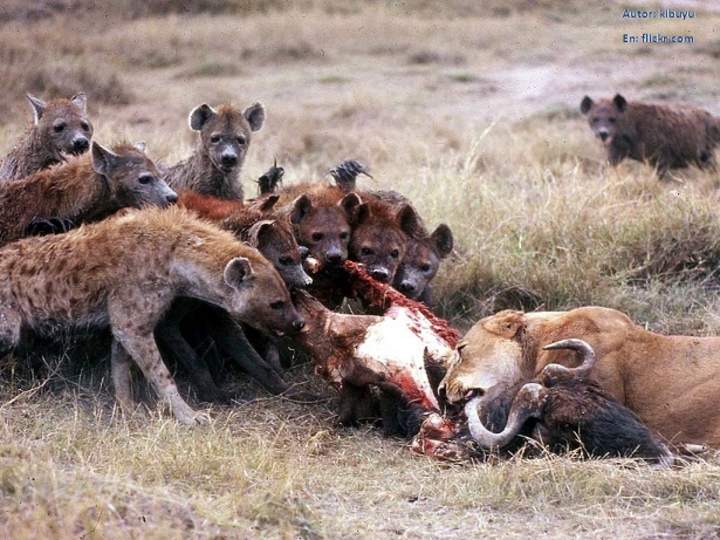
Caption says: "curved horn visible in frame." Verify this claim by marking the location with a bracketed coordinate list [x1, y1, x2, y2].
[464, 383, 546, 451]
[540, 338, 597, 384]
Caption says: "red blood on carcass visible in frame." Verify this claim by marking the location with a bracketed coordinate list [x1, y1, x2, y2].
[342, 260, 460, 347]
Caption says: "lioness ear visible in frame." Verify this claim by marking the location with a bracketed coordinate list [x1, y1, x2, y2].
[247, 219, 275, 248]
[290, 194, 312, 225]
[27, 94, 47, 124]
[483, 311, 525, 339]
[580, 95, 593, 115]
[189, 103, 217, 131]
[224, 257, 254, 288]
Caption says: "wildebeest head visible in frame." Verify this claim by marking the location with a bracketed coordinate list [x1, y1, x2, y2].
[580, 94, 628, 146]
[28, 93, 93, 158]
[438, 310, 574, 405]
[189, 102, 265, 174]
[91, 141, 177, 208]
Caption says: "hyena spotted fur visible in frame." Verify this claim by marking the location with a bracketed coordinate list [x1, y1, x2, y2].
[0, 142, 176, 247]
[0, 207, 304, 424]
[0, 93, 93, 181]
[163, 102, 265, 201]
[581, 94, 720, 177]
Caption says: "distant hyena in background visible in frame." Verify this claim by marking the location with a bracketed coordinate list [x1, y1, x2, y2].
[163, 102, 265, 201]
[580, 93, 720, 177]
[0, 93, 93, 181]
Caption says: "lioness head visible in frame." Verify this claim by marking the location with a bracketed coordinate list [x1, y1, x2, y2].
[438, 310, 566, 404]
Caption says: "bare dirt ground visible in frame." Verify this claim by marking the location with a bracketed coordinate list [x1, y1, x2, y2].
[2, 1, 720, 538]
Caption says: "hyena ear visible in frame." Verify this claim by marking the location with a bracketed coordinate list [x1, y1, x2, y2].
[224, 256, 254, 289]
[189, 103, 217, 131]
[243, 102, 265, 132]
[613, 94, 627, 112]
[133, 141, 147, 153]
[398, 205, 421, 237]
[431, 224, 454, 258]
[26, 94, 47, 124]
[339, 192, 362, 218]
[71, 93, 87, 113]
[258, 194, 279, 213]
[247, 219, 276, 248]
[580, 95, 593, 115]
[291, 194, 312, 225]
[483, 311, 525, 339]
[91, 142, 120, 177]
[355, 202, 371, 225]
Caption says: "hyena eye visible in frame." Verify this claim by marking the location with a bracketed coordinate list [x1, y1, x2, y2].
[138, 174, 154, 185]
[390, 249, 400, 259]
[339, 231, 349, 240]
[210, 135, 221, 144]
[420, 263, 432, 272]
[591, 117, 599, 124]
[279, 256, 293, 266]
[81, 122, 90, 131]
[236, 136, 246, 145]
[360, 247, 374, 256]
[270, 300, 285, 310]
[53, 122, 66, 133]
[311, 232, 324, 242]
[609, 118, 616, 124]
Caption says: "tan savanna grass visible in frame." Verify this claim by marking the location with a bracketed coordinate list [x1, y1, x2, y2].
[1, 1, 720, 537]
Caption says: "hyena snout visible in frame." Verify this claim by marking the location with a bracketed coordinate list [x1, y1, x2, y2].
[219, 147, 239, 169]
[369, 266, 391, 283]
[397, 279, 418, 295]
[70, 134, 90, 154]
[598, 129, 609, 142]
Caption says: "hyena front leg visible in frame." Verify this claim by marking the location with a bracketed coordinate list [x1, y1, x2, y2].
[109, 292, 209, 425]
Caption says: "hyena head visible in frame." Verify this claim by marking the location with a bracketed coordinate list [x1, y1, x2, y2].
[223, 254, 305, 337]
[247, 219, 313, 289]
[290, 192, 361, 268]
[27, 93, 93, 157]
[394, 224, 453, 299]
[350, 201, 421, 284]
[188, 102, 265, 174]
[580, 94, 628, 146]
[91, 142, 177, 208]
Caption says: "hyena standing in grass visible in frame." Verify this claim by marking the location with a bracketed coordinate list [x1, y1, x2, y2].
[0, 142, 177, 247]
[164, 102, 265, 201]
[581, 94, 720, 178]
[0, 207, 305, 424]
[0, 93, 93, 181]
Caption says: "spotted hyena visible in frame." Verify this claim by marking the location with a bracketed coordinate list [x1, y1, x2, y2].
[580, 93, 720, 177]
[0, 93, 93, 181]
[164, 102, 265, 201]
[0, 206, 304, 424]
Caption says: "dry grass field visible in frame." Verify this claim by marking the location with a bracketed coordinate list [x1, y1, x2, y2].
[2, 1, 720, 538]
